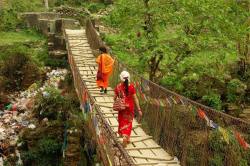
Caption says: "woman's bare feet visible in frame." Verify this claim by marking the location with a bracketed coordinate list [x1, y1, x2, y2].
[122, 136, 130, 147]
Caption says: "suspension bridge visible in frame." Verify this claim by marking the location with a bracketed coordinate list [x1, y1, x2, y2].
[65, 28, 180, 165]
[22, 12, 250, 166]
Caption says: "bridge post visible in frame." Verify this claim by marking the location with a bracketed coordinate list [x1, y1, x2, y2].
[44, 0, 49, 10]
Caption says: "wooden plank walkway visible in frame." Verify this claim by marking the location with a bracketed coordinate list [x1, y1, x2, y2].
[65, 29, 180, 166]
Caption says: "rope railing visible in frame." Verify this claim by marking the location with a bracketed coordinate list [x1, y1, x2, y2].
[65, 30, 135, 166]
[86, 19, 250, 165]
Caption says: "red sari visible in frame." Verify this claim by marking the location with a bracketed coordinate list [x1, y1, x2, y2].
[114, 83, 136, 138]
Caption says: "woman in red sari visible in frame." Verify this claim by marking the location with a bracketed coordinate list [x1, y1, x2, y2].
[114, 71, 142, 147]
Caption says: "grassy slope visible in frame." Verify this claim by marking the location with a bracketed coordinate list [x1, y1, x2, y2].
[0, 30, 44, 46]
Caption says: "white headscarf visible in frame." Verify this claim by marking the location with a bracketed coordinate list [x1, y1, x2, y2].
[120, 71, 130, 82]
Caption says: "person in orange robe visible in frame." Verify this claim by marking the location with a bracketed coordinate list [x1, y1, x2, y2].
[96, 46, 114, 93]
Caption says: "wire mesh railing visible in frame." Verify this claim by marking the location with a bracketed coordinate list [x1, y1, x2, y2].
[86, 19, 250, 165]
[65, 30, 135, 166]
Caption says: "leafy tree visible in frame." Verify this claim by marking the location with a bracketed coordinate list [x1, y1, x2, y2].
[103, 0, 249, 109]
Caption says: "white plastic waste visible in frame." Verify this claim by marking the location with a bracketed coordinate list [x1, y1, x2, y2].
[0, 68, 68, 161]
[16, 150, 23, 165]
[28, 124, 36, 129]
[42, 91, 50, 98]
[0, 157, 3, 166]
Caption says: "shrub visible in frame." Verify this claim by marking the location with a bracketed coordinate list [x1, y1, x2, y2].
[202, 92, 222, 110]
[21, 137, 62, 166]
[21, 150, 38, 166]
[38, 137, 61, 156]
[86, 3, 106, 13]
[0, 46, 42, 91]
[0, 9, 21, 31]
[33, 87, 68, 121]
[208, 130, 226, 166]
[226, 79, 247, 103]
[43, 57, 68, 68]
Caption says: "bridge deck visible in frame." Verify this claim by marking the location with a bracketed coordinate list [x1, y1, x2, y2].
[65, 29, 180, 166]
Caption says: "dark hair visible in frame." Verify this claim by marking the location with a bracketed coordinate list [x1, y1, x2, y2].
[99, 46, 107, 53]
[124, 78, 129, 96]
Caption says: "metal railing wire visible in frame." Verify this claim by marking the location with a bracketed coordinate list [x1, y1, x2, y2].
[64, 29, 135, 166]
[86, 19, 250, 165]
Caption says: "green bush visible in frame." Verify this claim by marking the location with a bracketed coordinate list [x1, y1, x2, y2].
[208, 129, 250, 166]
[209, 155, 224, 166]
[43, 57, 68, 68]
[33, 87, 68, 121]
[86, 3, 106, 13]
[226, 79, 247, 103]
[0, 9, 21, 31]
[21, 150, 38, 165]
[55, 0, 65, 6]
[202, 93, 222, 110]
[21, 137, 62, 166]
[0, 45, 43, 91]
[208, 130, 226, 166]
[55, 0, 86, 6]
[38, 137, 61, 156]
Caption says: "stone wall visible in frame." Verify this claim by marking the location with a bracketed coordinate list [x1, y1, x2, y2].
[21, 12, 81, 54]
[21, 12, 80, 36]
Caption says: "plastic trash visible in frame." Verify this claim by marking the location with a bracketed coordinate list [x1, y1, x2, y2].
[28, 124, 36, 129]
[0, 157, 3, 166]
[16, 150, 22, 165]
[5, 104, 12, 111]
[42, 91, 50, 98]
[21, 121, 29, 127]
[42, 118, 48, 122]
[12, 104, 17, 112]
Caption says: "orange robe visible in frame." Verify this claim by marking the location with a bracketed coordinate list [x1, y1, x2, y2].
[96, 53, 114, 88]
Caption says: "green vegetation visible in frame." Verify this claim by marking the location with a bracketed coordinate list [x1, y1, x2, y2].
[0, 30, 44, 46]
[208, 130, 250, 166]
[33, 87, 71, 121]
[19, 75, 98, 165]
[0, 44, 45, 92]
[53, 0, 110, 9]
[0, 0, 45, 31]
[140, 102, 250, 165]
[101, 2, 250, 164]
[20, 86, 77, 165]
[0, 1, 98, 165]
[102, 0, 250, 111]
[21, 137, 62, 166]
[0, 0, 52, 92]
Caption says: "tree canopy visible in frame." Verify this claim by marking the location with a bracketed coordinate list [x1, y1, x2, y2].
[103, 0, 250, 111]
